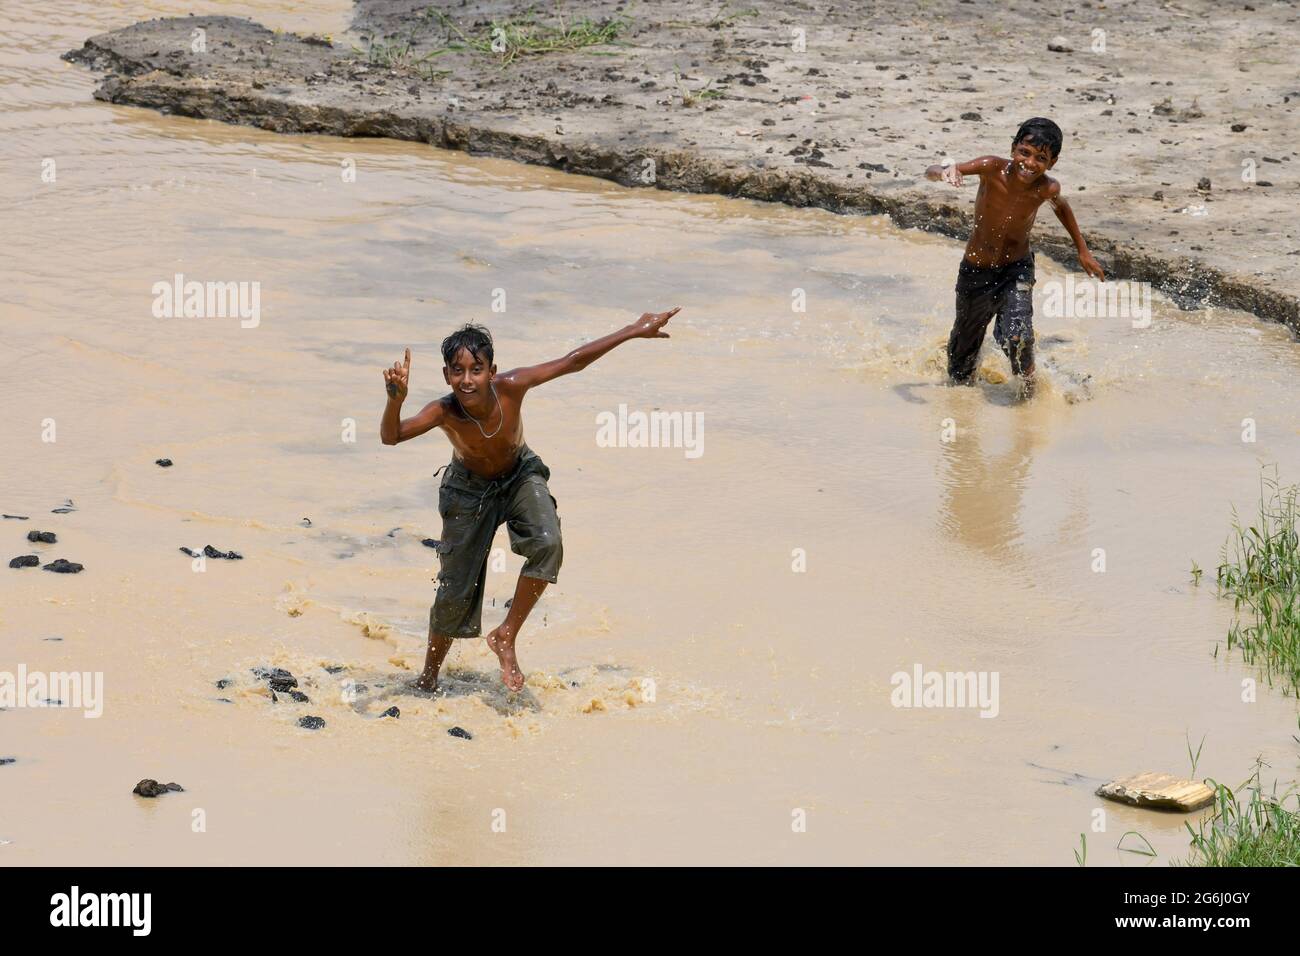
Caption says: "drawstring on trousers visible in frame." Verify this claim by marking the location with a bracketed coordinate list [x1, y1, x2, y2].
[435, 461, 513, 521]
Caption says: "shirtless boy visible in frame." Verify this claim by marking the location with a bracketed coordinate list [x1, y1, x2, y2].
[380, 308, 679, 692]
[924, 117, 1105, 393]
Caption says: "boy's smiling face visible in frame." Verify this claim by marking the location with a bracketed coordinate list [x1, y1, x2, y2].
[1011, 139, 1057, 184]
[443, 346, 496, 411]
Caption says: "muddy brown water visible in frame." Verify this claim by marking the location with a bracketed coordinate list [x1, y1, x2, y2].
[2, 2, 1299, 865]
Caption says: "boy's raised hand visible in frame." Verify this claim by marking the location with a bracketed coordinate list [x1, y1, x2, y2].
[631, 306, 680, 338]
[941, 161, 963, 187]
[384, 347, 410, 401]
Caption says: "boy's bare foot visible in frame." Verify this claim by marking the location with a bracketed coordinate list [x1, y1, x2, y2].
[411, 672, 438, 693]
[484, 626, 525, 692]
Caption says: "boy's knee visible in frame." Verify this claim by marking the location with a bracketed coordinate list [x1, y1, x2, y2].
[538, 536, 563, 572]
[518, 533, 562, 581]
[531, 535, 561, 561]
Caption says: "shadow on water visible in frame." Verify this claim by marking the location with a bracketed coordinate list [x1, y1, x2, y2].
[892, 382, 934, 405]
[892, 377, 1030, 407]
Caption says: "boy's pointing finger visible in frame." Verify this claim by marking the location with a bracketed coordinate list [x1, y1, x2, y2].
[404, 347, 411, 368]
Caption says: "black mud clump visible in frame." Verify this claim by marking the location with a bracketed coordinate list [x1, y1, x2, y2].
[380, 706, 400, 719]
[298, 715, 326, 730]
[42, 559, 84, 573]
[9, 555, 39, 569]
[181, 545, 243, 559]
[26, 530, 56, 543]
[133, 779, 184, 797]
[155, 458, 173, 467]
[287, 690, 309, 703]
[447, 726, 473, 740]
[252, 666, 297, 693]
[0, 758, 16, 766]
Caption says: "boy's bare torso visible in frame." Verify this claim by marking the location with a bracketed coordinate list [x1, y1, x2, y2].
[437, 377, 526, 479]
[964, 158, 1056, 267]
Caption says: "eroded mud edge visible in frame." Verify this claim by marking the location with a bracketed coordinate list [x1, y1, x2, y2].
[65, 27, 1299, 334]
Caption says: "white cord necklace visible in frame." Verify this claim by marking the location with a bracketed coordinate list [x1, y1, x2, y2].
[457, 382, 503, 439]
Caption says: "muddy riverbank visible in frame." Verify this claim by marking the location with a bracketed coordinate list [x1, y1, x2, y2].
[64, 0, 1300, 329]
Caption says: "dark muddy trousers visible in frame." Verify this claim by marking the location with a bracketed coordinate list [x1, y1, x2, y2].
[947, 253, 1036, 382]
[429, 446, 562, 639]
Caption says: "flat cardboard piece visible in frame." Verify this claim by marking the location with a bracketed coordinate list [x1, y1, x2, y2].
[1096, 772, 1215, 812]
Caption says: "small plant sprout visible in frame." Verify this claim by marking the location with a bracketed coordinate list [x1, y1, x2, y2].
[1117, 831, 1157, 858]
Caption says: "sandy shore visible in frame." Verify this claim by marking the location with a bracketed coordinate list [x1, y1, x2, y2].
[63, 0, 1300, 330]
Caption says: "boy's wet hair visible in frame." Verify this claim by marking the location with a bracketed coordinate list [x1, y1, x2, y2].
[441, 323, 494, 367]
[1013, 117, 1063, 160]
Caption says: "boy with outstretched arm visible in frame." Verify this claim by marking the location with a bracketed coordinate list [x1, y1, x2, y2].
[924, 117, 1105, 394]
[380, 308, 680, 692]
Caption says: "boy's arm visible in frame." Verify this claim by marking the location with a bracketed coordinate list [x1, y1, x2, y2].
[380, 348, 447, 445]
[498, 307, 680, 394]
[1047, 182, 1106, 279]
[924, 155, 1001, 187]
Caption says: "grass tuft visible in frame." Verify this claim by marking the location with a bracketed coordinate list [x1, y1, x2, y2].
[673, 69, 724, 107]
[429, 5, 628, 66]
[706, 5, 760, 28]
[1179, 760, 1300, 867]
[353, 15, 451, 80]
[1214, 468, 1300, 696]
